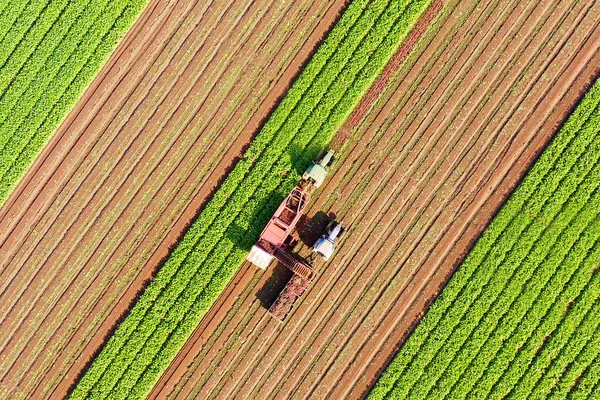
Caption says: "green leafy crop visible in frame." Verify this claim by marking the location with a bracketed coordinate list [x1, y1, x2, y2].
[71, 0, 433, 398]
[369, 78, 600, 400]
[0, 0, 148, 205]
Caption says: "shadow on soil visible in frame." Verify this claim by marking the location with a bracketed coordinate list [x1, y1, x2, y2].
[67, 2, 354, 395]
[255, 262, 294, 309]
[297, 210, 336, 247]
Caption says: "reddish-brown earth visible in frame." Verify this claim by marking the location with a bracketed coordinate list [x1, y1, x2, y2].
[148, 0, 600, 398]
[0, 0, 348, 398]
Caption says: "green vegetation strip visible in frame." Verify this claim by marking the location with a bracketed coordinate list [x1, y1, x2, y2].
[71, 0, 434, 398]
[369, 78, 600, 400]
[0, 0, 149, 205]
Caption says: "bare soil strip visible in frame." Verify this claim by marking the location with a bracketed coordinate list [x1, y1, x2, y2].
[0, 0, 348, 398]
[149, 0, 600, 398]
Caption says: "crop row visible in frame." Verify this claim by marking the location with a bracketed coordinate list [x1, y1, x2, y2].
[0, 0, 149, 205]
[368, 77, 600, 400]
[70, 0, 435, 398]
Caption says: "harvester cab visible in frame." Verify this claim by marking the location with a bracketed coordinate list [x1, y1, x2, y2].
[313, 220, 343, 261]
[302, 150, 334, 188]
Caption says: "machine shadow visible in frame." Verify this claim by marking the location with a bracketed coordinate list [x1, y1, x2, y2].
[255, 262, 293, 309]
[287, 142, 325, 177]
[297, 210, 336, 247]
[224, 189, 287, 252]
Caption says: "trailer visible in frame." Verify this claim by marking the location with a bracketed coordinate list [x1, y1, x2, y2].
[268, 274, 312, 321]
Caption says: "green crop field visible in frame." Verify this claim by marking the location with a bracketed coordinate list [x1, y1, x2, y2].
[70, 0, 434, 398]
[0, 0, 147, 205]
[369, 78, 600, 400]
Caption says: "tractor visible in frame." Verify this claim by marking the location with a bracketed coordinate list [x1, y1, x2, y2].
[302, 150, 334, 188]
[312, 220, 344, 261]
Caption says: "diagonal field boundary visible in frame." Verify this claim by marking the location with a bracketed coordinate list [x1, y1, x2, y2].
[70, 0, 437, 398]
[369, 77, 600, 400]
[0, 0, 150, 206]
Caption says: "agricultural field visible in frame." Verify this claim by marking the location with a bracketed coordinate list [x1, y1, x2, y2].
[0, 0, 350, 397]
[370, 76, 600, 400]
[143, 0, 600, 398]
[0, 0, 599, 398]
[0, 0, 147, 205]
[71, 0, 435, 398]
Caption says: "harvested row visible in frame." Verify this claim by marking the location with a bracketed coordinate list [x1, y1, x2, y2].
[0, 0, 147, 204]
[0, 0, 350, 398]
[71, 0, 435, 398]
[370, 78, 600, 400]
[149, 0, 600, 398]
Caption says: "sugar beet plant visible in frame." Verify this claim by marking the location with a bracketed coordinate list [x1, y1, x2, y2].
[369, 78, 600, 400]
[0, 0, 148, 205]
[71, 0, 434, 398]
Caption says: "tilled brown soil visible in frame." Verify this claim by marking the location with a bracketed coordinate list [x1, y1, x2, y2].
[148, 0, 600, 398]
[0, 0, 348, 398]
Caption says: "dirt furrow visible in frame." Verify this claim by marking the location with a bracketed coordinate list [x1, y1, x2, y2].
[242, 1, 579, 397]
[151, 0, 600, 398]
[0, 0, 349, 398]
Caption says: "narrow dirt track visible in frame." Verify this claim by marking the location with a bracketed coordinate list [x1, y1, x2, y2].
[150, 0, 600, 398]
[0, 0, 348, 398]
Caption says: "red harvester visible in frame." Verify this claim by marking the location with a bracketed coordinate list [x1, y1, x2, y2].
[246, 151, 335, 321]
[246, 186, 315, 321]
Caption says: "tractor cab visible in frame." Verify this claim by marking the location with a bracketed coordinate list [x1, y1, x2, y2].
[313, 220, 343, 261]
[303, 150, 334, 188]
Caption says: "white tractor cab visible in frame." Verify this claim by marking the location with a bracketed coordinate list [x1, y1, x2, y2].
[313, 220, 344, 261]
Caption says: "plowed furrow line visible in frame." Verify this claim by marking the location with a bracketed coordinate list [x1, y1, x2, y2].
[9, 0, 322, 391]
[0, 0, 288, 386]
[0, 0, 259, 364]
